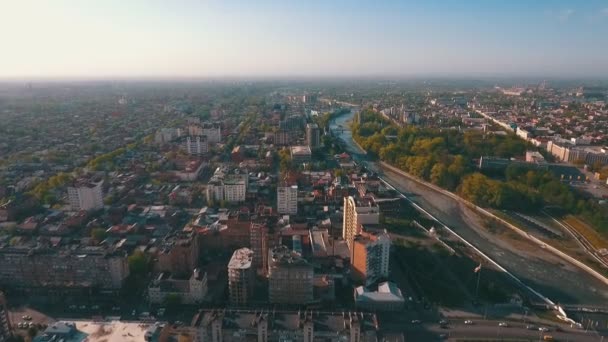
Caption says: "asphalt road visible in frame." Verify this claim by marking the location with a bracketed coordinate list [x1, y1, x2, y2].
[330, 110, 608, 307]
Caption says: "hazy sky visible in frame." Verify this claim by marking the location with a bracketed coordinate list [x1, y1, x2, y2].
[2, 0, 608, 79]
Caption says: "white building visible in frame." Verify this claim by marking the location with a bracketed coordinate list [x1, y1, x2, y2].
[206, 167, 248, 203]
[184, 136, 209, 155]
[342, 196, 380, 249]
[354, 281, 405, 311]
[148, 269, 207, 304]
[228, 248, 254, 305]
[67, 180, 104, 211]
[351, 231, 391, 286]
[277, 185, 298, 215]
[201, 123, 222, 143]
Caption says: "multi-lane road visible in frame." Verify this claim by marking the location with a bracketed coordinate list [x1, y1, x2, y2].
[330, 110, 608, 307]
[400, 319, 601, 341]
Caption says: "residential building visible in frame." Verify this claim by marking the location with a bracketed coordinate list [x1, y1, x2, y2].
[67, 180, 104, 211]
[290, 146, 312, 163]
[148, 269, 208, 304]
[250, 223, 268, 271]
[201, 123, 222, 143]
[342, 196, 380, 249]
[184, 136, 209, 155]
[190, 309, 378, 342]
[273, 130, 291, 146]
[0, 245, 129, 292]
[354, 281, 405, 311]
[158, 231, 200, 278]
[228, 248, 254, 306]
[277, 185, 298, 215]
[207, 167, 249, 202]
[268, 245, 313, 305]
[206, 167, 248, 203]
[306, 123, 320, 149]
[351, 230, 391, 286]
[0, 292, 12, 342]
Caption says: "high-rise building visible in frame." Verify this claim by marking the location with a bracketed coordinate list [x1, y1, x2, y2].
[206, 167, 248, 203]
[250, 223, 268, 271]
[306, 123, 320, 149]
[342, 196, 380, 249]
[67, 180, 104, 211]
[184, 136, 209, 155]
[268, 245, 313, 305]
[201, 123, 222, 143]
[0, 292, 12, 342]
[351, 230, 391, 286]
[228, 248, 254, 305]
[277, 185, 298, 215]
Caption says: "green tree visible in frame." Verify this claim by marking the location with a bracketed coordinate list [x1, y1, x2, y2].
[91, 228, 107, 242]
[128, 250, 149, 275]
[430, 163, 448, 186]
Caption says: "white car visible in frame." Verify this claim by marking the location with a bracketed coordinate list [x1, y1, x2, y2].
[498, 322, 509, 327]
[464, 320, 474, 325]
[538, 327, 550, 332]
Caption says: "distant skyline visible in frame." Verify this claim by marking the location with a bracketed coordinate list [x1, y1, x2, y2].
[2, 0, 608, 79]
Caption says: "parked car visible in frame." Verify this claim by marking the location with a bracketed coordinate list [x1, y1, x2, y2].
[498, 322, 509, 327]
[464, 320, 474, 325]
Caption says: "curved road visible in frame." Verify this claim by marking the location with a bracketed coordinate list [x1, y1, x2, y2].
[330, 110, 608, 306]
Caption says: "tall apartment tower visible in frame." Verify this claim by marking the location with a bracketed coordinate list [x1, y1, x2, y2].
[250, 223, 268, 271]
[306, 123, 320, 149]
[184, 136, 209, 155]
[342, 196, 380, 249]
[67, 180, 104, 211]
[351, 231, 391, 286]
[277, 185, 298, 215]
[268, 245, 314, 305]
[228, 248, 254, 305]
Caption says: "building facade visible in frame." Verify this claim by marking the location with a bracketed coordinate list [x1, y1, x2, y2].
[306, 123, 320, 149]
[228, 248, 254, 306]
[342, 197, 380, 249]
[351, 231, 391, 286]
[0, 245, 129, 291]
[190, 309, 378, 342]
[268, 245, 313, 305]
[67, 180, 104, 211]
[148, 269, 208, 304]
[184, 136, 209, 155]
[277, 185, 298, 215]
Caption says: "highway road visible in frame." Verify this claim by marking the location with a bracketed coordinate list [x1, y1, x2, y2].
[330, 110, 608, 307]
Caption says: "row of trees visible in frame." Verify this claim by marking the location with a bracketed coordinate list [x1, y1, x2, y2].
[352, 108, 608, 232]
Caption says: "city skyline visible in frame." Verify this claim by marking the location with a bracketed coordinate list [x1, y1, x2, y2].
[2, 0, 608, 79]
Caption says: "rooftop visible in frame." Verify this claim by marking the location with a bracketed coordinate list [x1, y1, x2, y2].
[228, 247, 254, 270]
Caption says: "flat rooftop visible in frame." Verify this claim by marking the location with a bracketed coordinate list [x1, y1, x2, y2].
[228, 247, 253, 270]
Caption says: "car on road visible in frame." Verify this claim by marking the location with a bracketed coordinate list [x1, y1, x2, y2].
[464, 320, 474, 325]
[439, 319, 448, 325]
[498, 322, 509, 327]
[411, 320, 422, 324]
[538, 327, 550, 332]
[526, 325, 537, 330]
